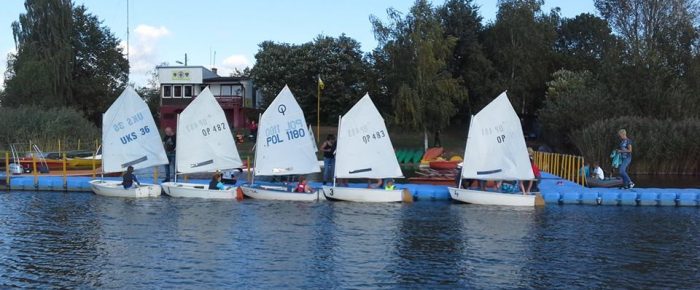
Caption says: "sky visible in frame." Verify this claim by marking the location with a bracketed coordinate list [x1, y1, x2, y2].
[0, 0, 597, 88]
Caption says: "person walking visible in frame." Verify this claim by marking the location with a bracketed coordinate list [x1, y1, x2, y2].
[321, 134, 336, 185]
[617, 129, 634, 189]
[163, 127, 176, 182]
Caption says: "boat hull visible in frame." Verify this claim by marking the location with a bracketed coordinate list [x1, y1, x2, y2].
[89, 180, 161, 198]
[241, 185, 325, 201]
[162, 182, 237, 199]
[586, 177, 624, 188]
[448, 187, 540, 207]
[321, 186, 413, 203]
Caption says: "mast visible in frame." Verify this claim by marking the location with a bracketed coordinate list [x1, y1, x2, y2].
[126, 0, 130, 81]
[251, 113, 261, 184]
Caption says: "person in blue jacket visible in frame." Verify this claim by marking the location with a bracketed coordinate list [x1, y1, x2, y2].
[617, 129, 635, 189]
[209, 172, 225, 190]
[121, 166, 140, 189]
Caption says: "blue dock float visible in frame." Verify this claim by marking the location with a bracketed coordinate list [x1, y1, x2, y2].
[1, 172, 699, 206]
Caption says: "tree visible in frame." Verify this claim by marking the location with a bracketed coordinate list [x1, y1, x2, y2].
[555, 13, 620, 73]
[481, 0, 559, 115]
[4, 0, 73, 107]
[71, 5, 129, 123]
[251, 35, 369, 125]
[437, 0, 495, 117]
[3, 0, 128, 125]
[370, 0, 466, 131]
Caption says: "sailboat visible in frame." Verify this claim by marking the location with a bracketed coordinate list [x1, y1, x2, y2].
[448, 91, 544, 207]
[240, 85, 324, 201]
[321, 94, 413, 203]
[161, 88, 243, 199]
[89, 87, 169, 197]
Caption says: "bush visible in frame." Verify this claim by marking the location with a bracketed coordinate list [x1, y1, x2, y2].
[0, 106, 99, 152]
[570, 116, 700, 174]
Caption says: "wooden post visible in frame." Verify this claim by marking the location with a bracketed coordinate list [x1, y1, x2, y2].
[5, 151, 9, 187]
[247, 156, 251, 183]
[58, 139, 61, 156]
[62, 152, 67, 189]
[77, 139, 81, 151]
[32, 154, 38, 188]
[92, 141, 97, 179]
[153, 166, 159, 184]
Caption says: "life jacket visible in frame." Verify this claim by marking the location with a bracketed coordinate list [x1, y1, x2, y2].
[384, 184, 395, 190]
[295, 183, 306, 193]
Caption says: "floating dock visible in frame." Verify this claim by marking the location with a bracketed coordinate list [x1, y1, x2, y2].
[1, 172, 698, 206]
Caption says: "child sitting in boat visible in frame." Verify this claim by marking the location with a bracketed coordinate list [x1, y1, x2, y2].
[209, 172, 225, 190]
[121, 166, 140, 189]
[295, 176, 313, 193]
[368, 178, 383, 189]
[384, 179, 396, 190]
[591, 162, 605, 180]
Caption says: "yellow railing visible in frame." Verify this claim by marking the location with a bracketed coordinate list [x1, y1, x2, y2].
[533, 151, 586, 186]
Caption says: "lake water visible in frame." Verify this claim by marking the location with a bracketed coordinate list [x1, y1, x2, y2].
[1, 191, 699, 289]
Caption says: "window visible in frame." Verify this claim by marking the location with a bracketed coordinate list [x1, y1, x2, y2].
[163, 85, 172, 98]
[174, 85, 182, 98]
[221, 85, 232, 96]
[184, 85, 193, 98]
[220, 84, 243, 96]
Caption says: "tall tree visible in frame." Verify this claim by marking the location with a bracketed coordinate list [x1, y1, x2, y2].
[437, 0, 495, 117]
[3, 0, 128, 124]
[251, 35, 369, 124]
[555, 13, 621, 73]
[481, 0, 559, 115]
[370, 0, 466, 131]
[5, 0, 73, 107]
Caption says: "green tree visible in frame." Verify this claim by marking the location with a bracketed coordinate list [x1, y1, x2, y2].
[555, 13, 620, 73]
[251, 35, 369, 125]
[370, 0, 466, 131]
[5, 0, 73, 107]
[437, 0, 496, 117]
[481, 0, 559, 115]
[3, 0, 128, 125]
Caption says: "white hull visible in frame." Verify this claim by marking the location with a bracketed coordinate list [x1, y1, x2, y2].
[448, 187, 541, 207]
[162, 182, 238, 199]
[89, 180, 161, 198]
[321, 186, 412, 203]
[241, 185, 325, 201]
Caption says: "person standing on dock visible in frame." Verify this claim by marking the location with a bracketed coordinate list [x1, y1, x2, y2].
[321, 134, 336, 185]
[163, 127, 176, 182]
[617, 129, 634, 189]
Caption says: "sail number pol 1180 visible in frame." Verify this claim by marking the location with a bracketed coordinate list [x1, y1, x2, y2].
[265, 119, 305, 146]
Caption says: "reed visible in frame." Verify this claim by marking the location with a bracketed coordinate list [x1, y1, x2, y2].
[0, 106, 99, 153]
[570, 116, 700, 175]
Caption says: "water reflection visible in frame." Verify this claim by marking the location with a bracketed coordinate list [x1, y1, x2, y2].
[1, 192, 700, 288]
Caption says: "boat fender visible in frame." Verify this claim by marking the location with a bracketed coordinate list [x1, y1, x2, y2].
[236, 187, 244, 201]
[402, 189, 413, 203]
[534, 192, 545, 207]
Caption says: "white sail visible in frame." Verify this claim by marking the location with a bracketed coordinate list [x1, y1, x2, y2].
[335, 94, 402, 179]
[176, 87, 242, 174]
[308, 124, 318, 152]
[461, 91, 534, 180]
[255, 85, 320, 176]
[102, 87, 168, 173]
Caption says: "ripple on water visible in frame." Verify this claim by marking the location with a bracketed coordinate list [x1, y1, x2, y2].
[1, 191, 700, 288]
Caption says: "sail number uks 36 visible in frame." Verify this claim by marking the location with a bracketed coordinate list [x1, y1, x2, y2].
[112, 112, 153, 145]
[265, 119, 306, 146]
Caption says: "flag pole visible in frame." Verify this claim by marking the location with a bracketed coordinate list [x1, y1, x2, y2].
[317, 76, 322, 142]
